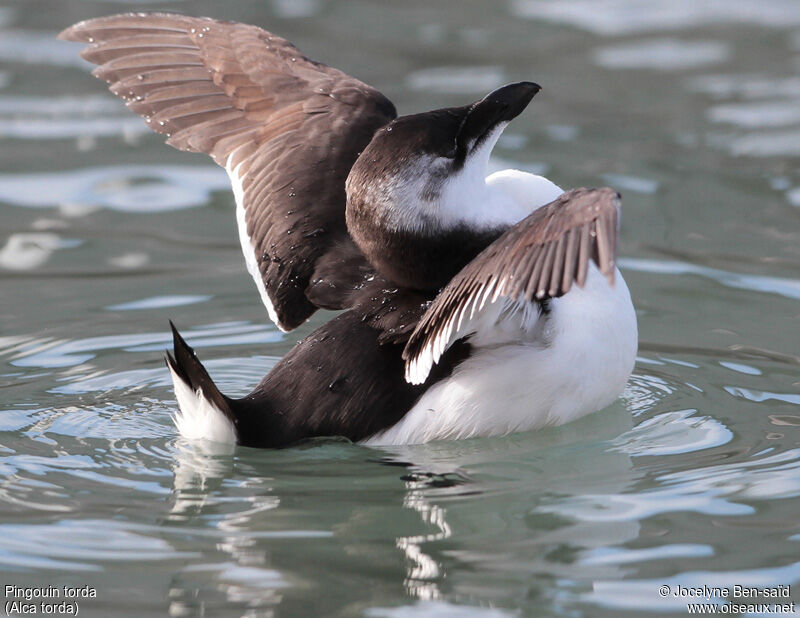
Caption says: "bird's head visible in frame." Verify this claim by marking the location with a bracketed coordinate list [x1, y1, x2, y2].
[346, 81, 541, 235]
[345, 81, 542, 289]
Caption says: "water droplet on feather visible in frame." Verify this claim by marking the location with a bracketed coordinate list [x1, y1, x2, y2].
[328, 377, 347, 392]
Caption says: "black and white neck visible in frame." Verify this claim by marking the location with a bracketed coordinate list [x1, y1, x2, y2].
[345, 82, 558, 290]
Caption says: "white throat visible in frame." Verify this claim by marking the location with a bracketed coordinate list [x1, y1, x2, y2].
[447, 167, 564, 230]
[390, 164, 564, 234]
[426, 126, 564, 231]
[364, 121, 564, 235]
[438, 123, 564, 230]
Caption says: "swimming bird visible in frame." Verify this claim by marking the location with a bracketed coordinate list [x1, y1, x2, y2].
[60, 13, 637, 447]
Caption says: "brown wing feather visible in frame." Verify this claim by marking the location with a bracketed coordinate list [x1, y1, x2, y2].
[60, 13, 396, 330]
[403, 187, 621, 384]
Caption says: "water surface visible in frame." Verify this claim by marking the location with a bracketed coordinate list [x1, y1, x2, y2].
[1, 1, 799, 616]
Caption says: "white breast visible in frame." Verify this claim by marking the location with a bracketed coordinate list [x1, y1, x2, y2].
[363, 264, 638, 446]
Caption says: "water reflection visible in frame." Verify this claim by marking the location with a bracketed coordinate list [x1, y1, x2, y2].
[0, 347, 798, 615]
[0, 519, 198, 571]
[405, 65, 507, 94]
[600, 173, 659, 195]
[0, 95, 146, 140]
[397, 476, 451, 601]
[0, 165, 229, 213]
[619, 258, 800, 301]
[593, 39, 730, 71]
[168, 441, 324, 616]
[0, 30, 87, 68]
[611, 409, 732, 457]
[169, 439, 239, 520]
[0, 232, 81, 270]
[7, 322, 280, 371]
[510, 0, 800, 34]
[687, 74, 800, 100]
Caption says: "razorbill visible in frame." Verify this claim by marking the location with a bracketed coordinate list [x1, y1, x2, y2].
[60, 13, 638, 447]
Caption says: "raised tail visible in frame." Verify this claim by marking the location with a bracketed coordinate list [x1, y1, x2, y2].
[165, 321, 238, 444]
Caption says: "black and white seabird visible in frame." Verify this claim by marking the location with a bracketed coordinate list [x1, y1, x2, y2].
[60, 13, 638, 447]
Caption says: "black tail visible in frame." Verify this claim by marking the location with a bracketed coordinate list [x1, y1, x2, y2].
[165, 321, 239, 441]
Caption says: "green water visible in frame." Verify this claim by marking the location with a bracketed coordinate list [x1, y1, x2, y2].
[1, 1, 800, 616]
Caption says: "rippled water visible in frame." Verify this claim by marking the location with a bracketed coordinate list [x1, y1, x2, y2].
[2, 1, 800, 616]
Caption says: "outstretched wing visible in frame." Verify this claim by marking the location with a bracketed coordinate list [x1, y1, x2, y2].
[60, 13, 396, 331]
[403, 187, 620, 384]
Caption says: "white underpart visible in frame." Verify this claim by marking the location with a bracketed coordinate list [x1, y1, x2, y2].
[484, 168, 564, 212]
[168, 363, 237, 444]
[435, 127, 564, 230]
[365, 264, 637, 445]
[226, 154, 287, 332]
[438, 159, 564, 231]
[365, 171, 638, 445]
